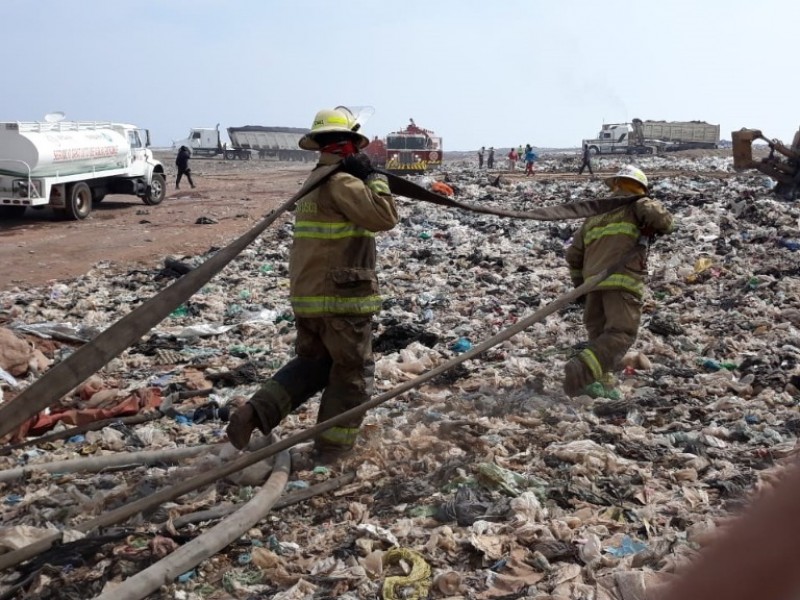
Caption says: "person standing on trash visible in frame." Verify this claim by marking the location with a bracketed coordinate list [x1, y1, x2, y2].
[226, 106, 399, 460]
[578, 143, 594, 176]
[487, 147, 495, 169]
[175, 145, 195, 190]
[507, 147, 519, 171]
[478, 146, 485, 169]
[563, 165, 673, 397]
[524, 144, 537, 176]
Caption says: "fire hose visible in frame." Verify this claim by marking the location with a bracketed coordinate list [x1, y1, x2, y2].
[0, 244, 644, 573]
[0, 168, 650, 571]
[0, 166, 641, 441]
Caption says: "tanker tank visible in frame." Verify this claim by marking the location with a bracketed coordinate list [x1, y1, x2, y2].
[0, 122, 130, 178]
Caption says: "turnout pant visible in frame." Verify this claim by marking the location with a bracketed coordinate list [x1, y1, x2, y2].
[563, 289, 641, 395]
[578, 159, 594, 175]
[176, 168, 194, 188]
[247, 315, 374, 450]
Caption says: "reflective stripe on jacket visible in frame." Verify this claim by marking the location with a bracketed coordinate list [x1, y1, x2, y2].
[565, 195, 673, 297]
[289, 153, 399, 317]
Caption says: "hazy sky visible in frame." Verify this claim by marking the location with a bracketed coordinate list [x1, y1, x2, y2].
[5, 0, 798, 150]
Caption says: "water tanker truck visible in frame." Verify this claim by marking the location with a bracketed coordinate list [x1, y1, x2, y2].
[0, 120, 165, 220]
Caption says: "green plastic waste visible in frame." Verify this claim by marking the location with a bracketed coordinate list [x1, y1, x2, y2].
[170, 305, 189, 318]
[583, 381, 622, 400]
[475, 462, 548, 498]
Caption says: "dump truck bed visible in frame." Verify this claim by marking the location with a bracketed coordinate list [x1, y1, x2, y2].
[640, 121, 720, 145]
[226, 126, 309, 151]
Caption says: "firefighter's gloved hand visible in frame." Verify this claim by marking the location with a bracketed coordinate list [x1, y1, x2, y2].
[341, 153, 374, 180]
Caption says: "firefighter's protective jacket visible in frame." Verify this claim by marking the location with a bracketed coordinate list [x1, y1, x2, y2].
[565, 195, 673, 297]
[289, 153, 398, 317]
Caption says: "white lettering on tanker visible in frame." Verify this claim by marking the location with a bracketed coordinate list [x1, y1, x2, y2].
[52, 146, 119, 162]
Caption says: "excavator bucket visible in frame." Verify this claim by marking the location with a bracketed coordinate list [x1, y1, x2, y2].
[732, 126, 800, 199]
[731, 128, 760, 171]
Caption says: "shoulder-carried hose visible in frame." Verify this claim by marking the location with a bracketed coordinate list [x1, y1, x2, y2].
[0, 165, 340, 441]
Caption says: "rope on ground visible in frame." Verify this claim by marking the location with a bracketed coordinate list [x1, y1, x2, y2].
[168, 471, 357, 530]
[92, 447, 291, 600]
[0, 263, 612, 573]
[0, 444, 216, 483]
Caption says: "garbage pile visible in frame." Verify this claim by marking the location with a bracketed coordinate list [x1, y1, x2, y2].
[1, 153, 799, 599]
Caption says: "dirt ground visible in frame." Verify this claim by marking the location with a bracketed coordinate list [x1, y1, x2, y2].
[0, 155, 314, 290]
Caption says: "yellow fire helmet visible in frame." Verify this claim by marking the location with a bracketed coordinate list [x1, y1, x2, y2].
[604, 165, 649, 193]
[298, 106, 370, 151]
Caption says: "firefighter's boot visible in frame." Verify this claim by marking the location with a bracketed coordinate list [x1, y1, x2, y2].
[228, 379, 292, 450]
[226, 403, 260, 450]
[563, 357, 595, 397]
[582, 373, 621, 400]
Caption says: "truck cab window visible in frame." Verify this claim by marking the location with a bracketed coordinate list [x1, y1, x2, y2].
[192, 131, 201, 140]
[128, 132, 142, 149]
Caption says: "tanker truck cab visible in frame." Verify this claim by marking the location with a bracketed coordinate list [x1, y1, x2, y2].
[0, 121, 165, 221]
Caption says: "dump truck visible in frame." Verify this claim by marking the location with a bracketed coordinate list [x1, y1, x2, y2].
[0, 120, 166, 220]
[173, 124, 316, 161]
[364, 119, 443, 174]
[583, 118, 720, 155]
[732, 127, 800, 199]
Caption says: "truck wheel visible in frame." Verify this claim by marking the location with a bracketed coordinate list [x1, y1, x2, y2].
[143, 174, 166, 206]
[589, 146, 600, 156]
[66, 182, 92, 220]
[0, 206, 26, 219]
[225, 150, 236, 160]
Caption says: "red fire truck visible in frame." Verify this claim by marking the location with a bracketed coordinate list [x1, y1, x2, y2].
[364, 119, 442, 174]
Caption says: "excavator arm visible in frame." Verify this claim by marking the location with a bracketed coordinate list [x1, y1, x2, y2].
[732, 127, 800, 199]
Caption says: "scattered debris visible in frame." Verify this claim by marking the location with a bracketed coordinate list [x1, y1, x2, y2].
[1, 153, 799, 598]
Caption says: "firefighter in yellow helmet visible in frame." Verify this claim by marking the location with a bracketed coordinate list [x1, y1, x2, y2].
[226, 106, 398, 460]
[563, 165, 673, 397]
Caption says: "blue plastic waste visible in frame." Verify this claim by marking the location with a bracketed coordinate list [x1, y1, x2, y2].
[177, 570, 196, 583]
[286, 480, 310, 491]
[450, 338, 472, 353]
[779, 239, 800, 252]
[605, 535, 647, 558]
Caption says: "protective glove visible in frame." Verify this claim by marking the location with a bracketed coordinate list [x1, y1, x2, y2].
[341, 153, 374, 180]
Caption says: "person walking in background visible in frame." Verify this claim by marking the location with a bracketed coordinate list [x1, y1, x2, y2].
[175, 145, 195, 190]
[507, 147, 519, 171]
[478, 146, 485, 169]
[524, 144, 537, 176]
[578, 143, 594, 175]
[226, 106, 399, 463]
[562, 166, 673, 397]
[487, 147, 495, 169]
